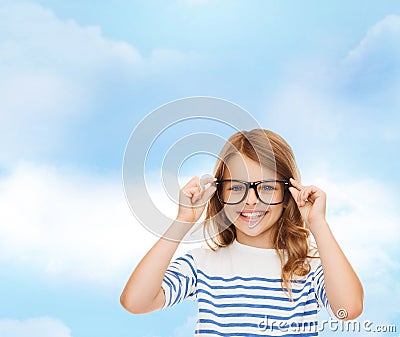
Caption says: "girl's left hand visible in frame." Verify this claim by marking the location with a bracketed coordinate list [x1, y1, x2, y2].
[288, 178, 327, 232]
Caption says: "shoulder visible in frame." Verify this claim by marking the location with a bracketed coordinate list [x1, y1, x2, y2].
[188, 242, 228, 259]
[185, 242, 232, 269]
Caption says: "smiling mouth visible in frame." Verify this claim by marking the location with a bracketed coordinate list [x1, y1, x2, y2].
[237, 211, 268, 227]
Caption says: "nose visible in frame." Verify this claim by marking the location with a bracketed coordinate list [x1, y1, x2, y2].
[245, 186, 258, 204]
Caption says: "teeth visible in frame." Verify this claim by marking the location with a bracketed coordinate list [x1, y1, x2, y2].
[241, 212, 265, 217]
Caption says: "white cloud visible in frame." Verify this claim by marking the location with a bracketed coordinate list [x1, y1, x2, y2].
[266, 81, 343, 140]
[0, 162, 200, 287]
[0, 1, 194, 78]
[0, 317, 71, 337]
[0, 1, 201, 166]
[171, 314, 197, 337]
[347, 15, 400, 63]
[264, 15, 400, 152]
[342, 14, 400, 108]
[310, 176, 399, 264]
[141, 314, 197, 337]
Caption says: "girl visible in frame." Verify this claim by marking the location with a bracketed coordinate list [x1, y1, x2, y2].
[120, 129, 364, 336]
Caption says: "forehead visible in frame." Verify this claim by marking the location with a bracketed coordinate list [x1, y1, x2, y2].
[223, 154, 276, 180]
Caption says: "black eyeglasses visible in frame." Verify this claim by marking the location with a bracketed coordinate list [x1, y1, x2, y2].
[213, 179, 290, 205]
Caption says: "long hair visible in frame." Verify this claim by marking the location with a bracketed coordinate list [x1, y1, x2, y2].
[202, 128, 316, 299]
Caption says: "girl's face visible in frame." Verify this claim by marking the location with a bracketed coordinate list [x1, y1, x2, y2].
[221, 154, 285, 248]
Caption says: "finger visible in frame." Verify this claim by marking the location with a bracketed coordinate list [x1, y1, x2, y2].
[192, 188, 205, 204]
[198, 176, 206, 193]
[200, 174, 216, 187]
[197, 175, 215, 195]
[299, 187, 313, 206]
[289, 186, 306, 209]
[182, 175, 216, 204]
[183, 176, 200, 190]
[198, 182, 217, 204]
[305, 186, 324, 204]
[289, 177, 303, 190]
[290, 179, 307, 206]
[195, 175, 217, 204]
[300, 186, 320, 206]
[183, 186, 201, 199]
[288, 186, 299, 200]
[296, 186, 307, 206]
[192, 194, 201, 204]
[200, 174, 214, 180]
[190, 178, 203, 200]
[289, 187, 302, 208]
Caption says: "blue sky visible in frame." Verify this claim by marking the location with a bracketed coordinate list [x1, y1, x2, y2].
[0, 1, 399, 336]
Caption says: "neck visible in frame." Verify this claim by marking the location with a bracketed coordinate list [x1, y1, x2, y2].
[235, 229, 275, 249]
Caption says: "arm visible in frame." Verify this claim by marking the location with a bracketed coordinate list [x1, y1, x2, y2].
[289, 178, 364, 320]
[311, 220, 364, 320]
[120, 222, 189, 314]
[120, 175, 216, 314]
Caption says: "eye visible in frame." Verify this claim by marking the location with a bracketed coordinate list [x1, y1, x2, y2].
[230, 185, 244, 191]
[260, 184, 276, 191]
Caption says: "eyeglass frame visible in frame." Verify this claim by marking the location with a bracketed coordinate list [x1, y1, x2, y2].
[213, 179, 291, 205]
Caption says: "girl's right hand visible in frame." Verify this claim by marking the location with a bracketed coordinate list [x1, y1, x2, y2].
[176, 174, 217, 225]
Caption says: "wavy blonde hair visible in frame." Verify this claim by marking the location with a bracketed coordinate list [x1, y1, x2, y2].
[202, 129, 317, 299]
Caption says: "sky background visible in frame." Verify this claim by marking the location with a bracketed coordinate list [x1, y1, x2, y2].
[0, 0, 399, 336]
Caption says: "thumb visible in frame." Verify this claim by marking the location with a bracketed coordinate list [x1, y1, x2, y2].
[199, 182, 217, 204]
[197, 175, 217, 204]
[289, 186, 299, 199]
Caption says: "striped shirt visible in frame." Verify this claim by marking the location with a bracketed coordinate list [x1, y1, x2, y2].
[161, 239, 336, 336]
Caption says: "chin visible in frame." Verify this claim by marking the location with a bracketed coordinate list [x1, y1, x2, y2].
[234, 221, 274, 236]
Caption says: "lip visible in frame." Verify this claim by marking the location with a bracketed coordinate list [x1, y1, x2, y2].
[237, 211, 268, 223]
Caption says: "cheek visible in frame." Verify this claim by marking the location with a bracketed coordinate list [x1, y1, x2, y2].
[223, 206, 239, 223]
[268, 205, 285, 222]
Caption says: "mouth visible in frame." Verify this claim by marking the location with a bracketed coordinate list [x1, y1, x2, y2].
[237, 211, 268, 228]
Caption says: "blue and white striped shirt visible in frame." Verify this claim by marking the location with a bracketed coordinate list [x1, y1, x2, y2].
[161, 239, 336, 336]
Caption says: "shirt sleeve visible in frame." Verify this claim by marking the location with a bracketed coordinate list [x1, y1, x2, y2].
[161, 252, 198, 309]
[313, 263, 337, 319]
